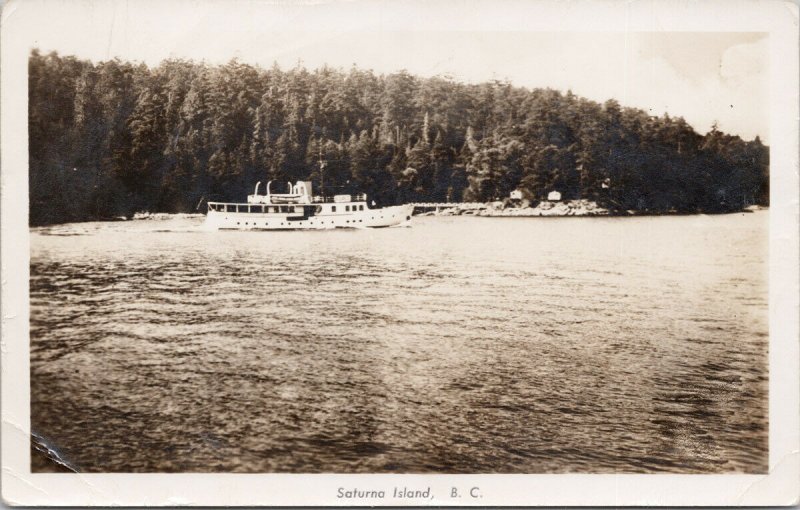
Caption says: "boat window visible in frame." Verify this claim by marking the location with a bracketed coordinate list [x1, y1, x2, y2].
[289, 206, 296, 213]
[331, 206, 337, 213]
[345, 205, 350, 212]
[226, 204, 236, 213]
[359, 205, 364, 211]
[280, 206, 287, 213]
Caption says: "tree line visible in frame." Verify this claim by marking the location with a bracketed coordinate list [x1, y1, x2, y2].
[29, 49, 769, 225]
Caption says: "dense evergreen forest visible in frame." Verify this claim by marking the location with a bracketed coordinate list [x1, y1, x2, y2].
[29, 50, 769, 225]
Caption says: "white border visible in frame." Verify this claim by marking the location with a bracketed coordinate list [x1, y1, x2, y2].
[2, 0, 798, 506]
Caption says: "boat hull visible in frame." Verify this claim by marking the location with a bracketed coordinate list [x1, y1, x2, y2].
[204, 204, 414, 230]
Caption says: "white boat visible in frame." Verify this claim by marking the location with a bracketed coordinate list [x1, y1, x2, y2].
[204, 180, 414, 230]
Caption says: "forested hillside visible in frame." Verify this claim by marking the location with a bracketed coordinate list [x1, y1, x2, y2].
[29, 50, 769, 225]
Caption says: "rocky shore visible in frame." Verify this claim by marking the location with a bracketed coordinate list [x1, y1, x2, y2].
[131, 212, 205, 221]
[421, 199, 611, 217]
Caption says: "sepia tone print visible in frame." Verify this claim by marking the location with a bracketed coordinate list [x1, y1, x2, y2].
[29, 31, 768, 474]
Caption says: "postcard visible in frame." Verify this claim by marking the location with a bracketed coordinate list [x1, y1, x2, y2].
[1, 0, 798, 506]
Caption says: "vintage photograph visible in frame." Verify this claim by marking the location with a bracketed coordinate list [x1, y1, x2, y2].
[3, 0, 799, 506]
[28, 30, 770, 474]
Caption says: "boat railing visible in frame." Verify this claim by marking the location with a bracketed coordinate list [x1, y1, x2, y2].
[208, 202, 308, 214]
[209, 201, 374, 212]
[311, 194, 367, 203]
[209, 192, 368, 212]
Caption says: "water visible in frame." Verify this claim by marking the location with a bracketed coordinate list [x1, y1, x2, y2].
[29, 212, 768, 473]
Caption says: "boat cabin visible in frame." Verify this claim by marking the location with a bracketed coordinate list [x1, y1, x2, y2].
[207, 180, 369, 216]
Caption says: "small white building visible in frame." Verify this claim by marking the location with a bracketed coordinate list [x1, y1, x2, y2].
[547, 190, 562, 201]
[509, 189, 523, 200]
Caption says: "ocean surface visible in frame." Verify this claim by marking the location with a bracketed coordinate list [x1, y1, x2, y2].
[29, 211, 768, 473]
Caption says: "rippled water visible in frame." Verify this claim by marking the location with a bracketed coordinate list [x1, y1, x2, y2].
[30, 212, 768, 473]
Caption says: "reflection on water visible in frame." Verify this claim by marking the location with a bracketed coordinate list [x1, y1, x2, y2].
[30, 212, 768, 473]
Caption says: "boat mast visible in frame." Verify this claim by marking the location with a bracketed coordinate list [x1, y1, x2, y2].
[318, 147, 326, 197]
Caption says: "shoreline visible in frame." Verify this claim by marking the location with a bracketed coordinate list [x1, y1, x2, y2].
[416, 200, 766, 218]
[28, 204, 767, 227]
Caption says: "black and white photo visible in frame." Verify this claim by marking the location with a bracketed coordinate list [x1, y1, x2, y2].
[2, 0, 798, 506]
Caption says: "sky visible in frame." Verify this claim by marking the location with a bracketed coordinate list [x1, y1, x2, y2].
[14, 0, 769, 142]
